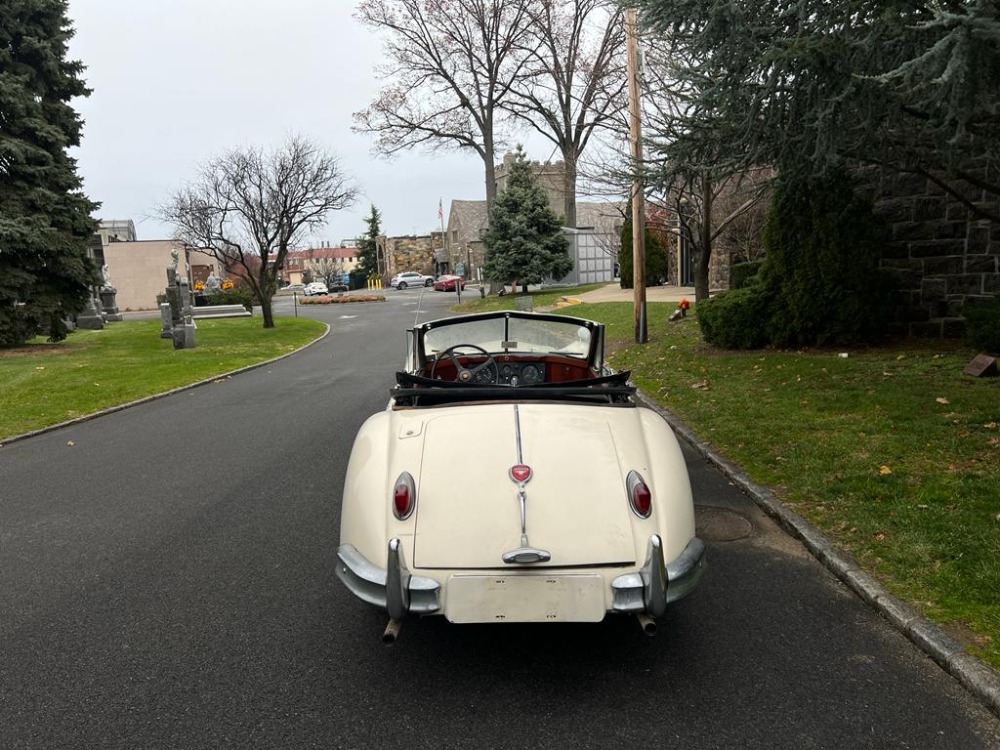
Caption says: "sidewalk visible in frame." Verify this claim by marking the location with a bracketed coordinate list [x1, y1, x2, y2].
[557, 283, 697, 306]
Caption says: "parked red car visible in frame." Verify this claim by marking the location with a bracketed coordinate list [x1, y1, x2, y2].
[433, 274, 466, 292]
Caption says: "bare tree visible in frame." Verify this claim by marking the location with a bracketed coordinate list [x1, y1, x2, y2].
[354, 0, 535, 214]
[310, 255, 347, 288]
[503, 0, 627, 227]
[159, 136, 357, 327]
[639, 32, 770, 301]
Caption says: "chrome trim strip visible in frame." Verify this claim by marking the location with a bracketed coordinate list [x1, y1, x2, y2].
[611, 536, 706, 614]
[336, 543, 441, 616]
[502, 404, 550, 564]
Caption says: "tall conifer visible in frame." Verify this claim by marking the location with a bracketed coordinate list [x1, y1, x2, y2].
[0, 0, 100, 346]
[482, 146, 572, 288]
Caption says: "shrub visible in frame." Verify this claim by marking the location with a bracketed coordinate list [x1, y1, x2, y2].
[758, 169, 894, 347]
[964, 296, 1000, 354]
[203, 289, 254, 312]
[697, 285, 771, 349]
[730, 261, 763, 290]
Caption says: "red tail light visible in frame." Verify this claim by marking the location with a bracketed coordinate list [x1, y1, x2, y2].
[627, 471, 652, 518]
[393, 472, 416, 520]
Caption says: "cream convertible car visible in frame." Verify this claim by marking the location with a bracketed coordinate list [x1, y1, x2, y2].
[336, 311, 705, 640]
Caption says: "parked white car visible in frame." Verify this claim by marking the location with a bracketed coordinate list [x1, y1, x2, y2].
[303, 282, 328, 296]
[390, 271, 433, 289]
[336, 310, 705, 641]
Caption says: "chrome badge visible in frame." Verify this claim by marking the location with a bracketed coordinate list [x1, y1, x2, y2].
[509, 464, 532, 484]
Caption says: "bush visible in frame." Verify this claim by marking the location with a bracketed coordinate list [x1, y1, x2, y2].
[203, 289, 254, 312]
[730, 261, 763, 290]
[758, 169, 894, 347]
[964, 296, 1000, 354]
[697, 285, 771, 349]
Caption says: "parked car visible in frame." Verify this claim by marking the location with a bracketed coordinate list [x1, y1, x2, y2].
[336, 310, 705, 640]
[303, 282, 328, 296]
[328, 282, 350, 293]
[433, 274, 466, 292]
[390, 271, 434, 289]
[281, 283, 306, 293]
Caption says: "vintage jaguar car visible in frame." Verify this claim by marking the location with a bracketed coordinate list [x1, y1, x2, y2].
[336, 310, 705, 640]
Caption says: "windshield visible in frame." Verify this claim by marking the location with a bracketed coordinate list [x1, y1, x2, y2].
[424, 316, 591, 357]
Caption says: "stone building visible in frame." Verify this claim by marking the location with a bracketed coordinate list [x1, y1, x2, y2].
[862, 168, 999, 337]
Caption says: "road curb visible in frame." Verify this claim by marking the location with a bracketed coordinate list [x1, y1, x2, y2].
[636, 390, 1000, 720]
[0, 323, 331, 448]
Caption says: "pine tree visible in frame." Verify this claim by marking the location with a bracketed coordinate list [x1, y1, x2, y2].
[356, 205, 382, 280]
[0, 0, 100, 346]
[482, 146, 572, 288]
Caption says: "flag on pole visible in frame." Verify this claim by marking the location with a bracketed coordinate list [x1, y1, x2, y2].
[438, 198, 443, 221]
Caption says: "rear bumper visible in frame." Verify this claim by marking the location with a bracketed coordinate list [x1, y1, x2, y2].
[335, 535, 705, 621]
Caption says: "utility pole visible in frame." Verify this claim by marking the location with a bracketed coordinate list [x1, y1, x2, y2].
[625, 7, 647, 343]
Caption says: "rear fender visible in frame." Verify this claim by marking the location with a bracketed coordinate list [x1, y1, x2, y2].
[637, 408, 696, 561]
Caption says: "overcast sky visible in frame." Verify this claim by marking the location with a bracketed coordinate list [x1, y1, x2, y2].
[65, 0, 534, 245]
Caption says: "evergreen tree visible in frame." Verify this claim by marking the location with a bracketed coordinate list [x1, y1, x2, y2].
[637, 0, 1000, 222]
[356, 205, 381, 280]
[482, 146, 572, 288]
[618, 199, 668, 289]
[0, 0, 100, 346]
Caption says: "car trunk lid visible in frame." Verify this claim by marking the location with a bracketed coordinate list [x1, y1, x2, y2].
[412, 404, 636, 568]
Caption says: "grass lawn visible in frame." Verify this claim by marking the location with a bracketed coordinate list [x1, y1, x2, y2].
[546, 301, 998, 668]
[0, 317, 326, 440]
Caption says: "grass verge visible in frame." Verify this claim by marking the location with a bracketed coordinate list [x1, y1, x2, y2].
[0, 317, 326, 440]
[556, 301, 999, 668]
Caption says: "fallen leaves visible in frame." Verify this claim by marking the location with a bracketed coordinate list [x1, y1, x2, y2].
[879, 465, 892, 475]
[936, 397, 950, 405]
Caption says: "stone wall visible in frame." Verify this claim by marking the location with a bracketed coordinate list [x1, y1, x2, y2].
[385, 233, 443, 278]
[865, 168, 999, 337]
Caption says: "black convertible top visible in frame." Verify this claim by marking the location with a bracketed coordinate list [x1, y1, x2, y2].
[391, 370, 636, 407]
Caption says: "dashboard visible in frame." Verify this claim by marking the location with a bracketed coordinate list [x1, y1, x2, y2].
[497, 361, 544, 385]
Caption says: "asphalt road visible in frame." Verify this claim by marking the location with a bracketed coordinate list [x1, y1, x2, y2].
[1, 288, 998, 749]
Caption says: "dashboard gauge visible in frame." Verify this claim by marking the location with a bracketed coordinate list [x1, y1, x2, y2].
[520, 364, 542, 384]
[500, 364, 514, 382]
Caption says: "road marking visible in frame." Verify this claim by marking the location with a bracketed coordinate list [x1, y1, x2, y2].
[339, 315, 357, 319]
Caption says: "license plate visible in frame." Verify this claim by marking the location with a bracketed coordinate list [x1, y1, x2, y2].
[446, 574, 605, 623]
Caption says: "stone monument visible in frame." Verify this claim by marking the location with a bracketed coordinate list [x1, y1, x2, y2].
[98, 264, 124, 322]
[162, 249, 197, 349]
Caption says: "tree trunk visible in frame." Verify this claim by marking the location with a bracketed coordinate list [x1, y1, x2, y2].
[483, 138, 503, 295]
[695, 177, 713, 302]
[260, 293, 274, 328]
[562, 149, 577, 228]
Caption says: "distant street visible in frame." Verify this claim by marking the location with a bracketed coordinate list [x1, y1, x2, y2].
[1, 289, 998, 749]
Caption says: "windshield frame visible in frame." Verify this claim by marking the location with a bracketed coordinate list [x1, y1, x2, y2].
[411, 311, 604, 372]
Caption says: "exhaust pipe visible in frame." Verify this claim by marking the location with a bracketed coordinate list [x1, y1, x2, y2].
[382, 618, 402, 644]
[637, 613, 658, 637]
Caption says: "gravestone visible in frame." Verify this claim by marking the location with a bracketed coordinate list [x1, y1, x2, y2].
[161, 250, 197, 349]
[76, 293, 104, 330]
[964, 354, 998, 378]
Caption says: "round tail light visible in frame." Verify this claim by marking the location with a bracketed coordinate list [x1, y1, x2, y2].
[627, 471, 652, 518]
[393, 472, 416, 520]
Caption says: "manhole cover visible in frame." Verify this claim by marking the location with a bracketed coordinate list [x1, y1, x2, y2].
[696, 506, 754, 542]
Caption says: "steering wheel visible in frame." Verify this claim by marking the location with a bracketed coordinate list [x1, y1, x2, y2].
[430, 344, 499, 384]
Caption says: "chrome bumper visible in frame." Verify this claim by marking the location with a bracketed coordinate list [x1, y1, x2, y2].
[610, 535, 706, 616]
[336, 534, 705, 619]
[336, 539, 441, 618]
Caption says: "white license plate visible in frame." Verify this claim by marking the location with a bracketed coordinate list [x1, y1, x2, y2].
[446, 574, 605, 623]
